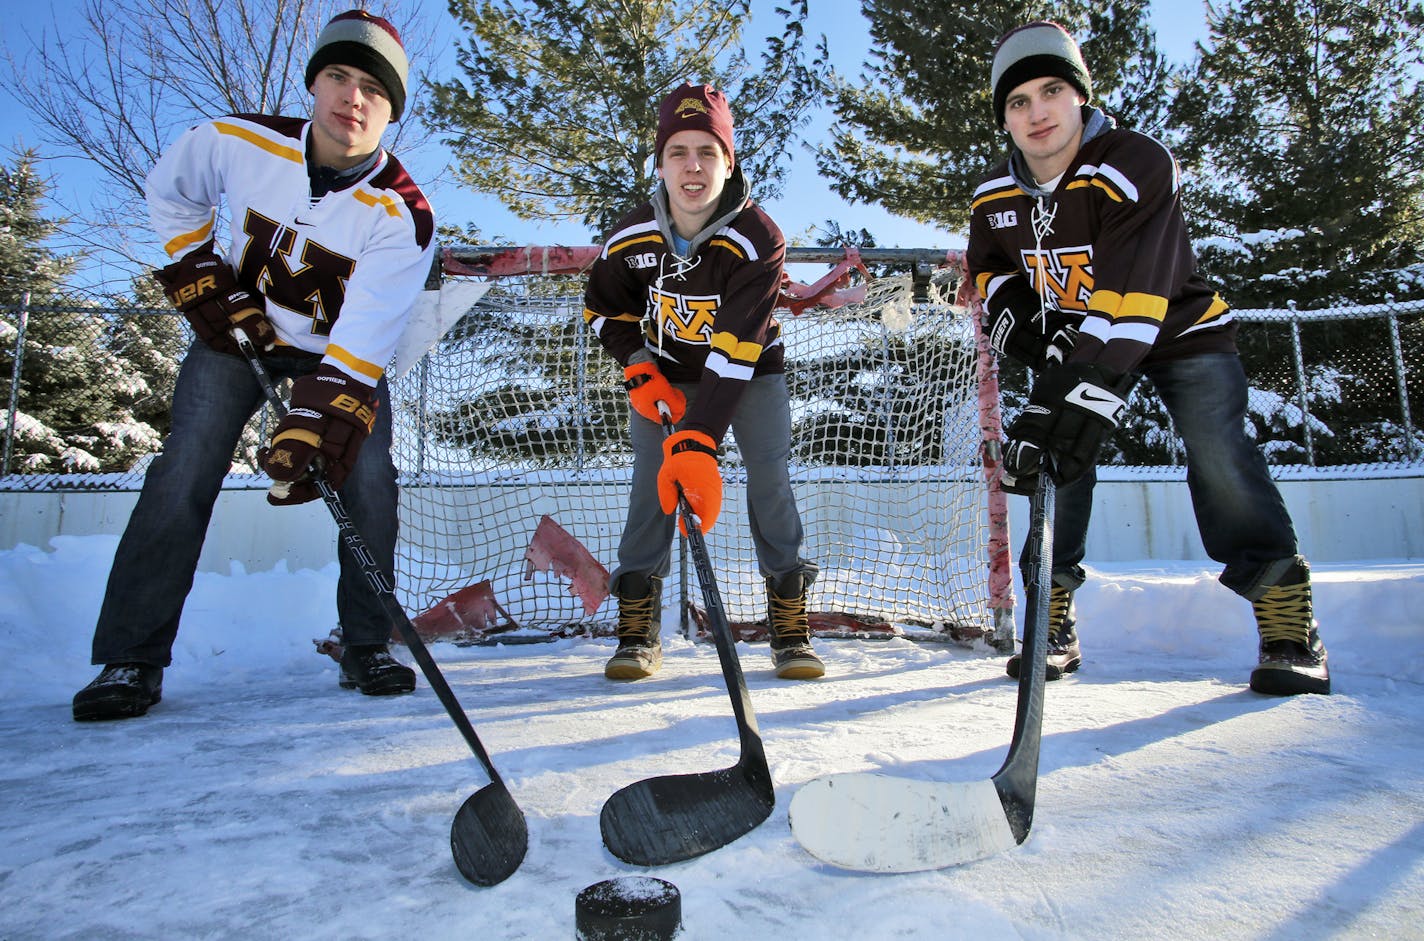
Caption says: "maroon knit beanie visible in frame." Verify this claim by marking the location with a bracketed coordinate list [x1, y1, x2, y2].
[654, 83, 735, 166]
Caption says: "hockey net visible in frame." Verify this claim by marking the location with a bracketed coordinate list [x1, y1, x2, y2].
[386, 246, 1012, 646]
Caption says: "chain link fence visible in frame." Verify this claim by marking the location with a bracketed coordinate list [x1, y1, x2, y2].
[3, 291, 1423, 492]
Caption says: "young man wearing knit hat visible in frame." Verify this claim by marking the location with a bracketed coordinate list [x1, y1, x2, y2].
[582, 82, 822, 681]
[967, 21, 1330, 695]
[73, 10, 437, 720]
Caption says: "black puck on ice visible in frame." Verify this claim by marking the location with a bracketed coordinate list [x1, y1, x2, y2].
[575, 876, 681, 940]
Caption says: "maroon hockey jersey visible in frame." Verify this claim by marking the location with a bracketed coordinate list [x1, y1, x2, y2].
[967, 108, 1237, 377]
[583, 169, 787, 442]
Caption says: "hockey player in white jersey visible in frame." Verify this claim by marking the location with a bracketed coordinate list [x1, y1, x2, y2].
[74, 10, 437, 721]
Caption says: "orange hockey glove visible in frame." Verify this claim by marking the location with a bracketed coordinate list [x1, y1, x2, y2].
[657, 430, 722, 535]
[258, 365, 379, 505]
[623, 362, 686, 423]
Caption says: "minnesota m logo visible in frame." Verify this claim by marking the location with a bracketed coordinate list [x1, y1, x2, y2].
[647, 287, 720, 344]
[1021, 245, 1094, 312]
[237, 210, 357, 335]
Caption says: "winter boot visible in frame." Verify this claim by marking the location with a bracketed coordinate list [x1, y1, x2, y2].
[605, 573, 663, 680]
[73, 662, 164, 721]
[1249, 558, 1330, 696]
[1006, 585, 1082, 680]
[339, 644, 417, 696]
[767, 571, 824, 680]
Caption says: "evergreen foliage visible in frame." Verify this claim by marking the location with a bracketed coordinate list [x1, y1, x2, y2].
[816, 0, 1172, 232]
[425, 0, 829, 235]
[1172, 0, 1424, 308]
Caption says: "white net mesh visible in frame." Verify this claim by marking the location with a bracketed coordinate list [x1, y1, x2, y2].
[387, 265, 995, 639]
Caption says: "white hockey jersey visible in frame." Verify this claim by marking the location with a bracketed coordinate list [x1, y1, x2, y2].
[146, 113, 436, 387]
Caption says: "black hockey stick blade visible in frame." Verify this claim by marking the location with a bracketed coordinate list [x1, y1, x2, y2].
[788, 474, 1054, 872]
[235, 333, 527, 885]
[451, 781, 529, 886]
[600, 764, 774, 866]
[598, 409, 775, 865]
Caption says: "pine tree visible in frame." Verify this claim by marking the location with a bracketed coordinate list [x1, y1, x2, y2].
[1171, 0, 1424, 308]
[425, 0, 829, 235]
[0, 154, 175, 475]
[816, 0, 1173, 233]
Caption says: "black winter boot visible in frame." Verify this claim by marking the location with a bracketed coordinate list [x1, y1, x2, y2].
[767, 571, 824, 680]
[1006, 585, 1082, 680]
[339, 645, 417, 696]
[1249, 557, 1330, 696]
[73, 662, 164, 721]
[605, 573, 663, 680]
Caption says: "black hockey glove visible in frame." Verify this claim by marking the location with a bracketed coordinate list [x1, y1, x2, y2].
[1002, 362, 1130, 492]
[985, 284, 1079, 371]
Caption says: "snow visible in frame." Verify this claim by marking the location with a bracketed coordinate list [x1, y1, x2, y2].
[3, 534, 1423, 939]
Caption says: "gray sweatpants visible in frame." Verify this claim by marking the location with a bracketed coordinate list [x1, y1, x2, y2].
[609, 372, 815, 589]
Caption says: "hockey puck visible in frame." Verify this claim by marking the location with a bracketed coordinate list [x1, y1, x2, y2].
[575, 876, 681, 940]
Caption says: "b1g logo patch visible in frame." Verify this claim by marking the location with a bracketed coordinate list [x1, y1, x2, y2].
[625, 252, 658, 270]
[986, 210, 1018, 229]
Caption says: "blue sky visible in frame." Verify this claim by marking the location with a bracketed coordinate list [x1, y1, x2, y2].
[1, 2, 1211, 276]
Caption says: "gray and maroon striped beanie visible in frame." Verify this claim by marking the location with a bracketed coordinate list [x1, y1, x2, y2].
[305, 10, 409, 121]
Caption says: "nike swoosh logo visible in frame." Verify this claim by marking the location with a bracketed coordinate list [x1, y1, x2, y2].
[1064, 382, 1125, 424]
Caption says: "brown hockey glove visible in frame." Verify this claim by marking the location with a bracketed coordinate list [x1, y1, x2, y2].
[1003, 362, 1130, 489]
[623, 362, 687, 423]
[657, 430, 723, 535]
[152, 247, 275, 356]
[258, 365, 379, 505]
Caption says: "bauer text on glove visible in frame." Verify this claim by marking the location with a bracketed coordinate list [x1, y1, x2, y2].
[657, 430, 723, 534]
[152, 245, 275, 356]
[258, 365, 379, 505]
[986, 288, 1079, 371]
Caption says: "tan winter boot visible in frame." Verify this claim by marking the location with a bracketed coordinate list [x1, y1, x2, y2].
[1249, 557, 1330, 695]
[767, 571, 824, 680]
[1006, 585, 1082, 680]
[605, 573, 663, 680]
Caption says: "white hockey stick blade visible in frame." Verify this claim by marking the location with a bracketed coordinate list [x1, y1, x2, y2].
[391, 281, 493, 380]
[788, 771, 1018, 872]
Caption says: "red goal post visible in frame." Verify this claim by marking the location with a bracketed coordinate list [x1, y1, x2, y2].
[387, 245, 1014, 647]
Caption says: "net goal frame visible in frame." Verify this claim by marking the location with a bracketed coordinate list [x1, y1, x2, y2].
[387, 245, 1014, 649]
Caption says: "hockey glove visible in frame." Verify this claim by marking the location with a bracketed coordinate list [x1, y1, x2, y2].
[987, 295, 1079, 371]
[657, 429, 723, 535]
[258, 365, 379, 506]
[623, 362, 686, 424]
[1003, 362, 1130, 490]
[152, 247, 275, 356]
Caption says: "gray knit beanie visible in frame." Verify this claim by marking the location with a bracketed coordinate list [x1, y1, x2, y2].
[306, 10, 410, 121]
[991, 21, 1092, 127]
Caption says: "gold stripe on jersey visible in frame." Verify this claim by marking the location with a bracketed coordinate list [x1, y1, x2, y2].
[583, 306, 640, 325]
[710, 330, 762, 366]
[213, 121, 303, 163]
[607, 232, 665, 256]
[326, 342, 383, 382]
[708, 236, 748, 260]
[1065, 177, 1128, 203]
[354, 190, 402, 218]
[971, 185, 1022, 213]
[164, 216, 216, 258]
[1193, 293, 1231, 326]
[1088, 289, 1169, 323]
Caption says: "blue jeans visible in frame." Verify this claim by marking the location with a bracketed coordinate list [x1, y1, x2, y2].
[1027, 352, 1300, 599]
[90, 341, 398, 666]
[610, 373, 815, 588]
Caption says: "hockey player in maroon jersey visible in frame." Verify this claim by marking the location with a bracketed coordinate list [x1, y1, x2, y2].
[967, 21, 1329, 695]
[583, 83, 822, 681]
[74, 10, 436, 721]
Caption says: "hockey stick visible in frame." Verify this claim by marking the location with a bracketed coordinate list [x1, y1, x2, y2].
[235, 334, 527, 886]
[787, 473, 1054, 872]
[598, 407, 775, 865]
